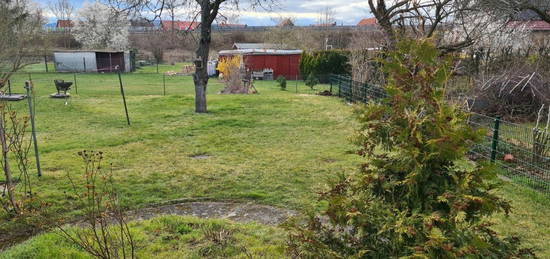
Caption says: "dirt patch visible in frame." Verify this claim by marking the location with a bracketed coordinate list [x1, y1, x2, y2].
[127, 201, 297, 226]
[0, 200, 297, 250]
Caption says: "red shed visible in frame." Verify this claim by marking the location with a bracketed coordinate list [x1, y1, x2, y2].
[218, 49, 303, 79]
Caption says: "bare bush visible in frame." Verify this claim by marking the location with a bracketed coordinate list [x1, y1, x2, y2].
[57, 151, 135, 259]
[470, 65, 550, 121]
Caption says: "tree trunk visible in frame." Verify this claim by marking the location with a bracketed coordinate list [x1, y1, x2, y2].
[193, 2, 213, 113]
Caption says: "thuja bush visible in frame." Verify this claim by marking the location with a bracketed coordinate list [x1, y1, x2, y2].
[277, 75, 287, 90]
[285, 40, 534, 258]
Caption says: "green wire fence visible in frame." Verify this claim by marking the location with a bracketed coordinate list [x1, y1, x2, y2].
[328, 74, 550, 196]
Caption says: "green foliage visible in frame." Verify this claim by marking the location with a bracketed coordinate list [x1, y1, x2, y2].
[277, 75, 287, 90]
[286, 39, 535, 258]
[305, 73, 319, 90]
[300, 50, 351, 82]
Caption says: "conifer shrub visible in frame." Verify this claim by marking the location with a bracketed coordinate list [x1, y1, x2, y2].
[286, 40, 534, 258]
[277, 75, 287, 90]
[300, 50, 351, 83]
[305, 73, 319, 90]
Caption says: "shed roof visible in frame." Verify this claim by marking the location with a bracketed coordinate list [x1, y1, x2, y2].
[219, 49, 303, 56]
[233, 43, 286, 50]
[54, 50, 128, 53]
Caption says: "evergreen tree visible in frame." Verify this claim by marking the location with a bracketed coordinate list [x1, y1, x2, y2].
[286, 40, 534, 258]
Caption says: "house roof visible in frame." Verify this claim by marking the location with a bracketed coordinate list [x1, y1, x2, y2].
[278, 18, 295, 27]
[233, 43, 286, 50]
[161, 21, 199, 31]
[509, 20, 550, 31]
[357, 18, 378, 26]
[56, 20, 74, 28]
[219, 49, 303, 56]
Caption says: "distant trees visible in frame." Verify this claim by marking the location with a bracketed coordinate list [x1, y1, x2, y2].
[73, 2, 130, 50]
[0, 0, 45, 86]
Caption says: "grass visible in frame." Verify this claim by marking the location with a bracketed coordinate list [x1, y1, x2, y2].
[0, 215, 287, 258]
[134, 63, 193, 74]
[0, 71, 549, 257]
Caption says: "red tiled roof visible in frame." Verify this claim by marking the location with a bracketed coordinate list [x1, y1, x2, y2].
[161, 21, 199, 31]
[56, 20, 74, 28]
[508, 20, 550, 31]
[357, 18, 378, 26]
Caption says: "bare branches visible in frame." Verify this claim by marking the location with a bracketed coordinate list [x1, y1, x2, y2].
[57, 151, 136, 259]
[48, 0, 74, 21]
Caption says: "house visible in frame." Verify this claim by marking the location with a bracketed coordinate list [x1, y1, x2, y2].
[278, 18, 295, 27]
[357, 18, 378, 26]
[53, 50, 135, 73]
[56, 20, 74, 30]
[161, 20, 199, 31]
[509, 7, 550, 45]
[218, 48, 303, 79]
[130, 18, 155, 32]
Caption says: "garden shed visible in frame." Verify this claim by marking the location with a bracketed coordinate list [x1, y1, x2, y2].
[218, 49, 302, 79]
[53, 50, 135, 73]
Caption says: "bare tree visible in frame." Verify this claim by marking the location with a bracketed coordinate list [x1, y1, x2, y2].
[105, 0, 275, 113]
[317, 7, 335, 26]
[0, 0, 45, 88]
[366, 0, 494, 52]
[48, 0, 74, 21]
[480, 0, 550, 23]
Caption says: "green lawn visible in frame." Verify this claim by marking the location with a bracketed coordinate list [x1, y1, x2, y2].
[1, 72, 549, 257]
[1, 215, 287, 259]
[135, 62, 193, 74]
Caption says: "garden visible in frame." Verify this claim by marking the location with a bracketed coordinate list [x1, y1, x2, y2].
[0, 55, 549, 257]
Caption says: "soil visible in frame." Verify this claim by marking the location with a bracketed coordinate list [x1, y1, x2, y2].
[126, 201, 297, 225]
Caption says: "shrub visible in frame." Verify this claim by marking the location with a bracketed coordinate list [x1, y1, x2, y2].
[286, 40, 534, 258]
[305, 74, 319, 90]
[277, 75, 287, 90]
[300, 50, 351, 83]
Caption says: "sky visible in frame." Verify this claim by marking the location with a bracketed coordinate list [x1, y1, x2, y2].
[38, 0, 372, 26]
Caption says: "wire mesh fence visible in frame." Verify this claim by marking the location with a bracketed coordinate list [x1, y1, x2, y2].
[327, 74, 550, 196]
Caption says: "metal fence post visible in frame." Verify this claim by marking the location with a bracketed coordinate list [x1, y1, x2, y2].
[491, 116, 501, 163]
[163, 73, 166, 96]
[117, 70, 131, 126]
[25, 81, 42, 177]
[338, 76, 341, 97]
[73, 73, 78, 94]
[329, 75, 333, 94]
[44, 55, 48, 73]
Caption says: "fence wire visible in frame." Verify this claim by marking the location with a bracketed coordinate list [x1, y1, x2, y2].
[328, 74, 550, 196]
